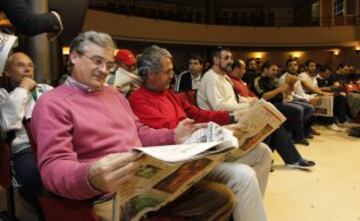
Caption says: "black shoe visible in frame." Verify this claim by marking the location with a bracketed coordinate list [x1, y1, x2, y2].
[286, 158, 316, 170]
[305, 134, 314, 139]
[294, 139, 309, 146]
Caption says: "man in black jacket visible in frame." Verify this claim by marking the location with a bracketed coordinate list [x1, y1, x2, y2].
[176, 55, 203, 92]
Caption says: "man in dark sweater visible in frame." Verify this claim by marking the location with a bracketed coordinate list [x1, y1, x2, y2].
[243, 58, 260, 92]
[254, 61, 311, 146]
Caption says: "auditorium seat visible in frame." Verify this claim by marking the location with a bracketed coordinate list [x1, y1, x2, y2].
[0, 137, 18, 221]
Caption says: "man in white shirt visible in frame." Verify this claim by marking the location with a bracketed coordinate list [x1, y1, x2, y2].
[0, 52, 52, 220]
[299, 60, 341, 131]
[299, 60, 327, 95]
[278, 58, 317, 138]
[197, 48, 250, 111]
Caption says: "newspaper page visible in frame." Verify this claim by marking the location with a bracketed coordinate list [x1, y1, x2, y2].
[313, 95, 334, 117]
[112, 151, 227, 221]
[113, 68, 140, 88]
[0, 32, 17, 75]
[225, 99, 286, 161]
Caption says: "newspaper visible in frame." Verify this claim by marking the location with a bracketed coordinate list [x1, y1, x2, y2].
[107, 99, 286, 221]
[312, 95, 334, 117]
[112, 151, 226, 221]
[114, 68, 140, 88]
[0, 32, 18, 76]
[224, 99, 286, 161]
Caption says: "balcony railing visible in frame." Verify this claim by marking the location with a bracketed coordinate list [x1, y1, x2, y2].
[89, 3, 360, 27]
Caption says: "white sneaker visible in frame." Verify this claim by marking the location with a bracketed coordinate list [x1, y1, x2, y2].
[338, 121, 359, 128]
[327, 123, 341, 132]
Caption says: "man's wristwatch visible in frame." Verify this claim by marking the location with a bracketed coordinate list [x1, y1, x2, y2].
[229, 111, 237, 123]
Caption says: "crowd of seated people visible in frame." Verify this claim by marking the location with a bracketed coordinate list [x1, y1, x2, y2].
[1, 29, 360, 221]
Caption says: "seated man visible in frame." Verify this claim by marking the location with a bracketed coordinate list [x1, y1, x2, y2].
[299, 60, 343, 131]
[176, 55, 204, 92]
[106, 49, 140, 96]
[278, 58, 317, 137]
[31, 31, 235, 221]
[316, 64, 351, 126]
[0, 52, 52, 220]
[254, 61, 313, 144]
[129, 45, 270, 221]
[227, 59, 258, 98]
[329, 63, 360, 122]
[197, 48, 315, 169]
[242, 58, 260, 92]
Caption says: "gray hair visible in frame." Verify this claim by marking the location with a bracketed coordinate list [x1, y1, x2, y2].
[137, 45, 172, 82]
[69, 31, 116, 54]
[68, 31, 116, 71]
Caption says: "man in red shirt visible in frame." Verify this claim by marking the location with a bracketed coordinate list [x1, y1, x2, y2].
[129, 45, 272, 221]
[228, 59, 258, 98]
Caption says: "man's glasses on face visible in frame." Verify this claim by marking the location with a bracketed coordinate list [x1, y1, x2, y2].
[12, 62, 34, 69]
[78, 52, 115, 71]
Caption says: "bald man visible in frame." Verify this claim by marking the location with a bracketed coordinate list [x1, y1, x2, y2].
[0, 52, 52, 220]
[228, 59, 258, 98]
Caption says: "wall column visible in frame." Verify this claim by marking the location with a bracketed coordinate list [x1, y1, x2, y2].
[26, 0, 52, 84]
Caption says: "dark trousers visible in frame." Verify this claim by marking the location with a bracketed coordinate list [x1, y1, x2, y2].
[334, 95, 348, 123]
[274, 100, 314, 141]
[12, 148, 45, 221]
[264, 126, 302, 164]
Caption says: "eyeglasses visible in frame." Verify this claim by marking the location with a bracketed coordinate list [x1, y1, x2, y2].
[80, 53, 115, 71]
[12, 62, 34, 69]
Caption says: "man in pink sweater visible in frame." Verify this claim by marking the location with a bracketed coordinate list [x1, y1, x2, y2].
[31, 31, 235, 220]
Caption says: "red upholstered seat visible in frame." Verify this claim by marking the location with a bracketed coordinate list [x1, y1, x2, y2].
[0, 138, 17, 220]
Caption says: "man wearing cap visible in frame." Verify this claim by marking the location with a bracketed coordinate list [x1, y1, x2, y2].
[107, 49, 140, 95]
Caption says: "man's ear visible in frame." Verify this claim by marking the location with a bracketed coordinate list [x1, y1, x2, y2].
[69, 51, 79, 65]
[147, 71, 156, 80]
[3, 66, 10, 77]
[213, 57, 219, 66]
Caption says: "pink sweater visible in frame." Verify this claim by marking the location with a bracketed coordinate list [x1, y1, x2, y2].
[31, 84, 175, 200]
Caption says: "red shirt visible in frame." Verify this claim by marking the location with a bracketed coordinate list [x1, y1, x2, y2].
[128, 87, 231, 129]
[229, 76, 257, 98]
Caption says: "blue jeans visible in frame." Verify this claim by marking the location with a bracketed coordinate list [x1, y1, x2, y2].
[274, 100, 314, 141]
[12, 147, 45, 220]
